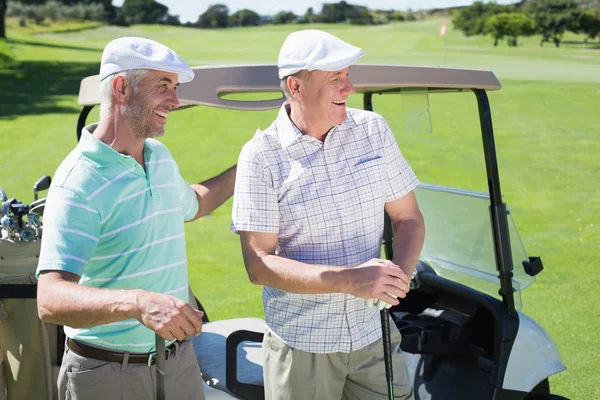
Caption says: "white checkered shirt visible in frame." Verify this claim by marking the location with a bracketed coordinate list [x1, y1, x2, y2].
[232, 104, 419, 353]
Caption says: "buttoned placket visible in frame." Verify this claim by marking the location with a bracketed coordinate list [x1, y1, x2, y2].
[143, 143, 159, 201]
[323, 127, 357, 351]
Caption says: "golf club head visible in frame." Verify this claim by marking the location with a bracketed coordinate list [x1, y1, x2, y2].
[30, 203, 45, 217]
[9, 203, 29, 229]
[19, 227, 37, 242]
[0, 188, 7, 202]
[1, 201, 10, 217]
[27, 211, 42, 228]
[33, 175, 51, 201]
[10, 203, 29, 217]
[1, 215, 18, 232]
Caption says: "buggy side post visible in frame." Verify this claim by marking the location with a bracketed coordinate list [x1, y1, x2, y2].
[472, 89, 517, 315]
[76, 106, 94, 142]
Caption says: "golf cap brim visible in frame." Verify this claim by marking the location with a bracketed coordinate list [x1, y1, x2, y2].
[99, 37, 194, 83]
[278, 29, 364, 79]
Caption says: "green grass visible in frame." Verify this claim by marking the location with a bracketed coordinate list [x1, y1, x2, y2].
[1, 20, 599, 399]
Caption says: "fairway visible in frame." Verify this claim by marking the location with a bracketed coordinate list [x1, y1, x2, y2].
[1, 19, 599, 399]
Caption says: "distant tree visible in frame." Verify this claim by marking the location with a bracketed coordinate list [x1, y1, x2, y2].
[273, 10, 296, 24]
[321, 1, 372, 25]
[527, 0, 581, 47]
[405, 8, 417, 21]
[16, 0, 115, 21]
[196, 4, 229, 28]
[164, 13, 180, 25]
[484, 12, 537, 46]
[229, 8, 260, 26]
[577, 8, 600, 43]
[391, 11, 405, 21]
[453, 1, 516, 36]
[1, 0, 6, 38]
[576, 0, 600, 7]
[370, 9, 393, 24]
[299, 7, 318, 23]
[121, 0, 168, 24]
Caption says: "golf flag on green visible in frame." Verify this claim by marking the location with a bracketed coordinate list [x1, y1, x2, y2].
[440, 23, 447, 37]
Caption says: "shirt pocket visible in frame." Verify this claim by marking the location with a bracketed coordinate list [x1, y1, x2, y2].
[346, 158, 386, 219]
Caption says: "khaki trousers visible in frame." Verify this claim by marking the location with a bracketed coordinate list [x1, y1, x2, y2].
[57, 339, 205, 400]
[263, 321, 414, 400]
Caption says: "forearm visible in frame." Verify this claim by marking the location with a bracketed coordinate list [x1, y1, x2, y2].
[38, 280, 141, 328]
[246, 253, 349, 294]
[391, 212, 425, 276]
[191, 165, 237, 218]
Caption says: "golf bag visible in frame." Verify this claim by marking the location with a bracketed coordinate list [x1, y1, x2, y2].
[0, 238, 60, 400]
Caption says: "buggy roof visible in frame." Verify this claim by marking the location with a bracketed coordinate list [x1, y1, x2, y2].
[78, 64, 501, 111]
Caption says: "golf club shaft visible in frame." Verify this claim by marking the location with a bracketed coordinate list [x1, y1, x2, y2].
[155, 334, 166, 400]
[381, 308, 394, 400]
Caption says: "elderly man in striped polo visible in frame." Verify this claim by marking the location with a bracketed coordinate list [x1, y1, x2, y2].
[36, 37, 236, 400]
[232, 30, 424, 399]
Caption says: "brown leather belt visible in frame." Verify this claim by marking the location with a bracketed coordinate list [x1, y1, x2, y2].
[67, 338, 179, 365]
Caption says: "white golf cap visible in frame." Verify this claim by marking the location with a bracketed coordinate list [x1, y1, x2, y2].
[277, 29, 364, 79]
[99, 37, 194, 83]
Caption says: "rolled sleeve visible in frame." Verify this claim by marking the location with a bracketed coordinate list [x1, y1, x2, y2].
[36, 186, 101, 278]
[231, 142, 279, 234]
[382, 124, 420, 202]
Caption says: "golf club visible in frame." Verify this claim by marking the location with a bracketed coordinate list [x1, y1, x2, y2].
[1, 201, 9, 218]
[19, 227, 36, 242]
[155, 334, 166, 400]
[2, 198, 16, 218]
[1, 215, 18, 240]
[30, 203, 45, 217]
[10, 203, 30, 230]
[33, 175, 51, 201]
[27, 211, 42, 228]
[382, 211, 395, 400]
[0, 188, 7, 202]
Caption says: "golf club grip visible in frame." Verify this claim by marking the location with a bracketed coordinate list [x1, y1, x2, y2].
[380, 309, 394, 398]
[155, 334, 166, 400]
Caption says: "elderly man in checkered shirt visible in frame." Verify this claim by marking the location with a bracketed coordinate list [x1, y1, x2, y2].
[232, 29, 424, 400]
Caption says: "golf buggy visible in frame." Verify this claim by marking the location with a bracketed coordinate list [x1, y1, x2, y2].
[0, 64, 567, 400]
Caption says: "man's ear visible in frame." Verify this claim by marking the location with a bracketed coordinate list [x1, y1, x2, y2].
[112, 76, 129, 103]
[287, 76, 302, 98]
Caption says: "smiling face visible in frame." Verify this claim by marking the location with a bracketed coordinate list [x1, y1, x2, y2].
[121, 70, 180, 139]
[290, 67, 355, 136]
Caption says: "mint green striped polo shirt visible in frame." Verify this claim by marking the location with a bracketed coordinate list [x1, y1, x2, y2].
[37, 124, 198, 353]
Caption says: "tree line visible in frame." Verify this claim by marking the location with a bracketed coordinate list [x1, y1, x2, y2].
[191, 2, 430, 28]
[0, 0, 438, 39]
[453, 0, 600, 47]
[2, 0, 599, 47]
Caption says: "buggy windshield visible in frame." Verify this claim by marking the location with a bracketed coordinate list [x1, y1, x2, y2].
[414, 184, 534, 304]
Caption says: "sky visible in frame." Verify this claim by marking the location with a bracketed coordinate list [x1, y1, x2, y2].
[112, 0, 519, 24]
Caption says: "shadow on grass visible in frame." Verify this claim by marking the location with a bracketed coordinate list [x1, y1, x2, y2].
[0, 52, 16, 68]
[6, 37, 103, 52]
[0, 61, 99, 119]
[561, 40, 600, 50]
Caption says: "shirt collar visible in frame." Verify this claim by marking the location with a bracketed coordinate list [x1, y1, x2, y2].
[79, 123, 151, 168]
[276, 103, 358, 149]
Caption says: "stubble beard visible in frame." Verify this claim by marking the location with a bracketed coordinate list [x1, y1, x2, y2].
[120, 96, 164, 140]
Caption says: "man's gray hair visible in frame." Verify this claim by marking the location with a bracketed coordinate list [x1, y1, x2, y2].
[280, 70, 312, 100]
[99, 69, 150, 119]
